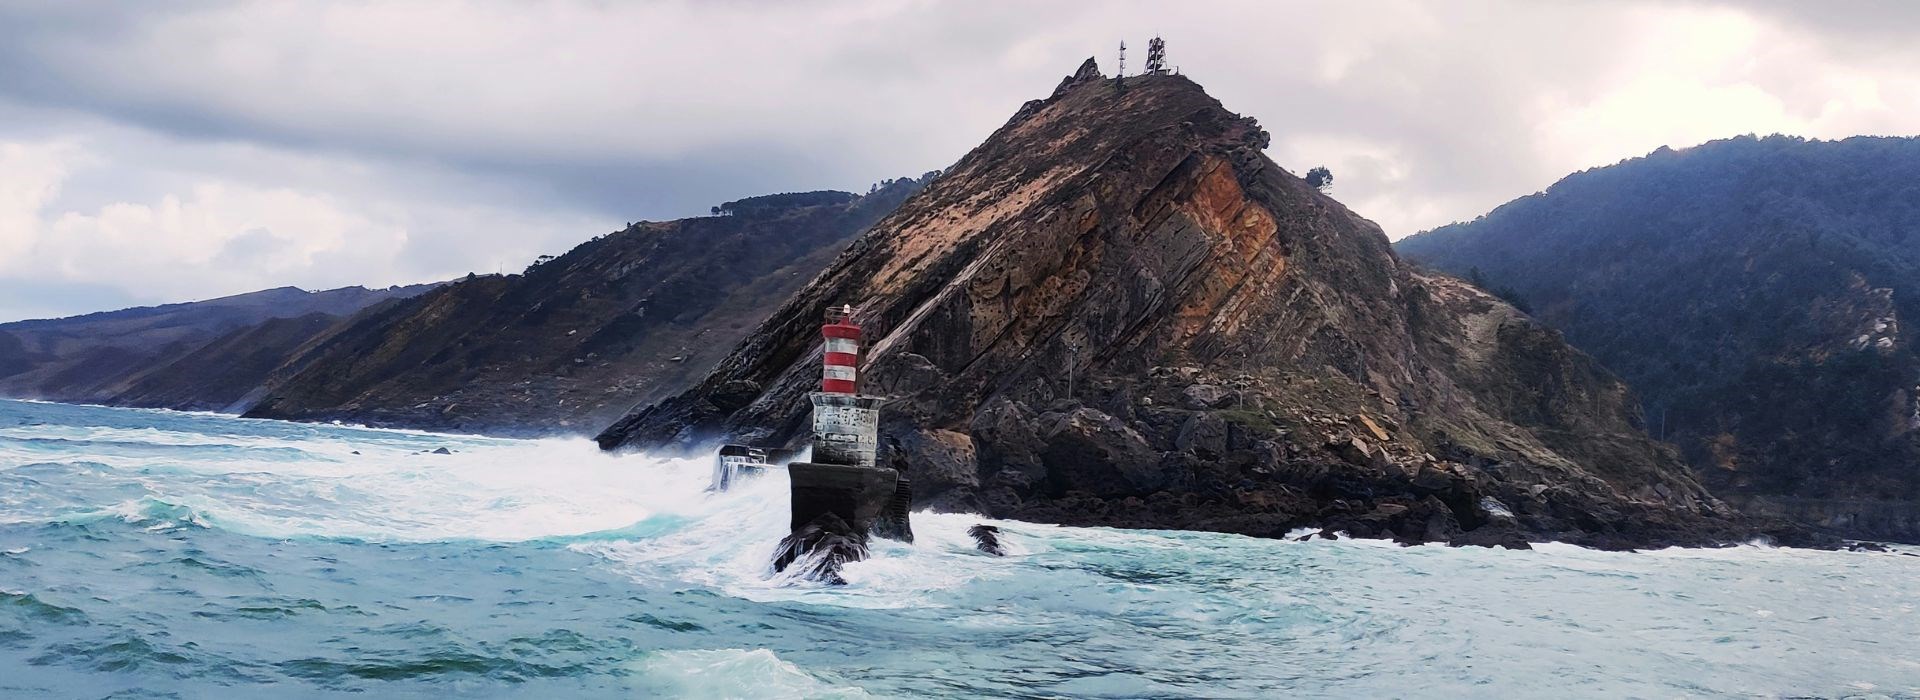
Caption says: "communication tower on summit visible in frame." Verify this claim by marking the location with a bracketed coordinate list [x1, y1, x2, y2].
[1115, 40, 1127, 92]
[1145, 36, 1168, 75]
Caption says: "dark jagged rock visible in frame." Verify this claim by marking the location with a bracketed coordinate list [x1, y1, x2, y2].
[771, 513, 868, 586]
[968, 524, 1006, 556]
[1053, 56, 1104, 96]
[600, 61, 1830, 550]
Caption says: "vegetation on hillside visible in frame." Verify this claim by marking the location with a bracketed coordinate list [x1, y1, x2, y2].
[1398, 134, 1920, 503]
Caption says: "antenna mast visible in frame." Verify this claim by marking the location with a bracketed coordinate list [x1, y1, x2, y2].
[1145, 36, 1167, 75]
[1115, 40, 1127, 92]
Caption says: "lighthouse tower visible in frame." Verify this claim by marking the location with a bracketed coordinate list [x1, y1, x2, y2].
[808, 305, 882, 467]
[775, 303, 913, 578]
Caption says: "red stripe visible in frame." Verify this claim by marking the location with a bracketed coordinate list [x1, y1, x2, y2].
[821, 379, 857, 393]
[822, 325, 861, 340]
[824, 352, 858, 366]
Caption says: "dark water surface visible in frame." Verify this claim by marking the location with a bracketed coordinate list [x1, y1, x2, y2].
[2, 399, 1916, 698]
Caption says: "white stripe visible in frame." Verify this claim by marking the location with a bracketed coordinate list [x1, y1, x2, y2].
[823, 366, 857, 381]
[825, 337, 859, 355]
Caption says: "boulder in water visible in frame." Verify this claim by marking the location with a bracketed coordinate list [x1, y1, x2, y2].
[771, 513, 869, 585]
[968, 524, 1005, 556]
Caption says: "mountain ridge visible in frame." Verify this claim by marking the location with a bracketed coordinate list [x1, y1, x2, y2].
[0, 283, 440, 407]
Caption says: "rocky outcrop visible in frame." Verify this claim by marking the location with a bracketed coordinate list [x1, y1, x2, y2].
[242, 180, 924, 435]
[600, 61, 1826, 549]
[1398, 135, 1920, 543]
[968, 524, 1006, 556]
[771, 513, 867, 585]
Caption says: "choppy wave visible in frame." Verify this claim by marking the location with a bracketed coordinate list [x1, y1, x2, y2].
[2, 398, 1918, 698]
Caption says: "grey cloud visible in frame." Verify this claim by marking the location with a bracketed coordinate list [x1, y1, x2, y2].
[0, 0, 1916, 322]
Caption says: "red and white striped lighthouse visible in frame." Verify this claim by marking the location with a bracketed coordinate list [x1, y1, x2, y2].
[821, 304, 861, 394]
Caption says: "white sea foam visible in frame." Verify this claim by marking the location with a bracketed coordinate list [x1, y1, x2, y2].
[9, 400, 1920, 698]
[629, 648, 871, 699]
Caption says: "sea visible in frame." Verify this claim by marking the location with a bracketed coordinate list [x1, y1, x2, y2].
[1, 398, 1916, 699]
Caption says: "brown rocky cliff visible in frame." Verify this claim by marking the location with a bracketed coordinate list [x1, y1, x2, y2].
[600, 61, 1820, 549]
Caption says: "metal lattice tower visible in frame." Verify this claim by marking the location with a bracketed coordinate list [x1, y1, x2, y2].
[1145, 36, 1167, 75]
[1114, 40, 1127, 92]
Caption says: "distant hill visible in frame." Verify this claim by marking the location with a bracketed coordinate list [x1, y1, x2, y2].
[1398, 135, 1920, 541]
[0, 284, 438, 408]
[241, 178, 926, 435]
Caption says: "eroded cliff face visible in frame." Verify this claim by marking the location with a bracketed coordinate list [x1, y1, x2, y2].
[600, 63, 1818, 549]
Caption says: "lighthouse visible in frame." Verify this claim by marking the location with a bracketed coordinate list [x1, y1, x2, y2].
[771, 303, 914, 582]
[807, 305, 882, 467]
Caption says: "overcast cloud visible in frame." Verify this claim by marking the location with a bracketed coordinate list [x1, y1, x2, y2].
[2, 0, 1918, 321]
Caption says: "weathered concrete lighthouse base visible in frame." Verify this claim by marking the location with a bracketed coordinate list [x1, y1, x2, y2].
[771, 462, 916, 583]
[788, 462, 900, 533]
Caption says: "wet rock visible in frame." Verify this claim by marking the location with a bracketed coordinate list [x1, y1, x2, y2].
[430, 447, 452, 455]
[771, 513, 869, 586]
[1478, 496, 1517, 523]
[968, 524, 1007, 556]
[1451, 526, 1533, 550]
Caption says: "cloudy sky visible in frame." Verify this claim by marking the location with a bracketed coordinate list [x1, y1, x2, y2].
[3, 0, 1917, 322]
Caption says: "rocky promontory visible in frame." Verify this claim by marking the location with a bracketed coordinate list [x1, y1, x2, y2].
[599, 61, 1826, 550]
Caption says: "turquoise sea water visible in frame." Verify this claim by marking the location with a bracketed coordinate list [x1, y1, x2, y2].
[1, 398, 1917, 698]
